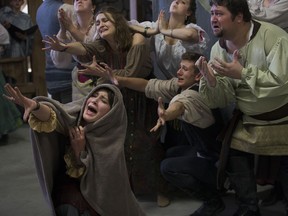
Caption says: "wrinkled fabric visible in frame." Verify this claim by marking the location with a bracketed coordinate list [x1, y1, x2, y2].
[29, 84, 146, 216]
[145, 78, 214, 128]
[248, 0, 288, 32]
[0, 6, 34, 57]
[76, 39, 163, 195]
[129, 20, 209, 79]
[36, 1, 76, 95]
[50, 6, 97, 101]
[200, 20, 288, 155]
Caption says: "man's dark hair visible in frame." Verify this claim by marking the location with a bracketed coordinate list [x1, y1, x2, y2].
[209, 0, 252, 22]
[181, 51, 201, 74]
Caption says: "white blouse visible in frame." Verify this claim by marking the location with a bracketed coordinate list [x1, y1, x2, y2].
[130, 20, 209, 79]
[248, 0, 288, 32]
[50, 4, 97, 68]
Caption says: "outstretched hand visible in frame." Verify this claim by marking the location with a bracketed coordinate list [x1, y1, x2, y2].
[150, 97, 166, 132]
[158, 10, 167, 33]
[79, 56, 119, 85]
[210, 50, 243, 80]
[58, 8, 74, 32]
[3, 83, 36, 121]
[42, 35, 66, 51]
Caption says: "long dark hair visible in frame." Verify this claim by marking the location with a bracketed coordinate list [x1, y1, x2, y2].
[96, 6, 132, 52]
[186, 0, 197, 24]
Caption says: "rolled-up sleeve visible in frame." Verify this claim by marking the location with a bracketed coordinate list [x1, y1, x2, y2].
[145, 78, 178, 102]
[171, 89, 215, 128]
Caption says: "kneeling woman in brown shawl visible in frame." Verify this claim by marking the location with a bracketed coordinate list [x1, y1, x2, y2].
[4, 83, 146, 216]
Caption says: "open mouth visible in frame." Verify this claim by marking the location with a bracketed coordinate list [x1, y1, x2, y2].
[212, 24, 220, 31]
[87, 105, 97, 114]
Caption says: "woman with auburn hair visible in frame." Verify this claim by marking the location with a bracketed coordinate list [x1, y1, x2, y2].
[43, 6, 165, 205]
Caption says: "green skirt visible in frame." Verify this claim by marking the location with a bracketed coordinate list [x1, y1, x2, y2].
[0, 71, 22, 138]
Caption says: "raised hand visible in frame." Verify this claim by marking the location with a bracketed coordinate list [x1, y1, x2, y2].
[3, 83, 37, 121]
[195, 56, 217, 87]
[158, 10, 167, 33]
[42, 35, 66, 51]
[79, 56, 119, 85]
[104, 63, 119, 85]
[69, 126, 86, 162]
[58, 8, 74, 32]
[210, 50, 243, 80]
[79, 55, 107, 77]
[150, 97, 166, 132]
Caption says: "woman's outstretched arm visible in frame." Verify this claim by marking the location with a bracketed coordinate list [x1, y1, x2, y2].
[3, 84, 51, 122]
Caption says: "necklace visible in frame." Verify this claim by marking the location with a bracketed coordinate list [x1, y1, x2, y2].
[77, 19, 95, 36]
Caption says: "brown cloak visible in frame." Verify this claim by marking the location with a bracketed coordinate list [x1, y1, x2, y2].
[29, 84, 146, 216]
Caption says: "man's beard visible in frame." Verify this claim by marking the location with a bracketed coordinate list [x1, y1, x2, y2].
[214, 30, 224, 38]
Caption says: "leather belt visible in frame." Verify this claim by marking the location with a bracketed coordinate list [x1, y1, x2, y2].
[251, 103, 288, 121]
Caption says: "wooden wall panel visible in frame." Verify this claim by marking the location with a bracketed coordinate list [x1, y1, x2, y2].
[27, 0, 47, 96]
[0, 0, 47, 96]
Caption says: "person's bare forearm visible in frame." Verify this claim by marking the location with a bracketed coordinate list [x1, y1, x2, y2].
[116, 76, 148, 92]
[130, 24, 158, 37]
[3, 84, 52, 122]
[164, 101, 185, 121]
[161, 28, 199, 42]
[61, 41, 87, 55]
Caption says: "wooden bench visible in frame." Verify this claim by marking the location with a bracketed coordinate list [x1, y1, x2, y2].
[0, 57, 36, 97]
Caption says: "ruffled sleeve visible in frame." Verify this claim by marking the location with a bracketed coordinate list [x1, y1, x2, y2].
[28, 108, 57, 133]
[64, 147, 86, 179]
